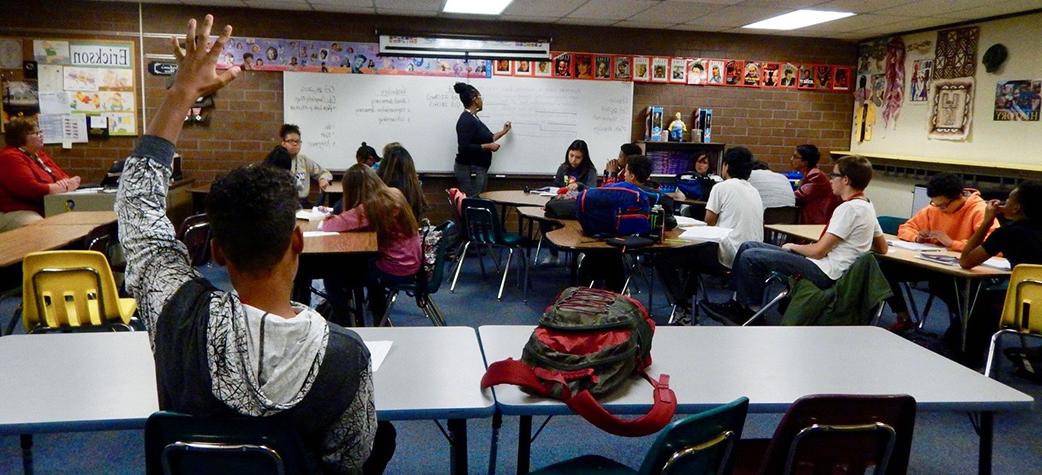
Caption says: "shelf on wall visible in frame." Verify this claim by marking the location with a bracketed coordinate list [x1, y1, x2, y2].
[831, 150, 1042, 185]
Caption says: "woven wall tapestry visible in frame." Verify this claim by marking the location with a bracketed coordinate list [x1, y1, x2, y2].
[933, 27, 979, 79]
[928, 78, 974, 141]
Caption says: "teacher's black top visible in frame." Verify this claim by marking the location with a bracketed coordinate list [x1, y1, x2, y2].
[455, 111, 494, 169]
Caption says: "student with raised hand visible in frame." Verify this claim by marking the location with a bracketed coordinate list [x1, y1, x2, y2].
[378, 144, 427, 221]
[553, 139, 599, 191]
[883, 173, 997, 332]
[322, 164, 422, 326]
[114, 15, 393, 473]
[279, 123, 333, 206]
[705, 155, 887, 324]
[791, 143, 840, 224]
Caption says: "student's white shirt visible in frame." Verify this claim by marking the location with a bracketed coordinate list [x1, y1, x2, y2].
[810, 198, 882, 280]
[706, 178, 763, 268]
[748, 169, 796, 209]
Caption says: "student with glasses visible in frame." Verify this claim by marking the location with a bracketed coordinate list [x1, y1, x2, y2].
[279, 123, 332, 207]
[0, 118, 82, 231]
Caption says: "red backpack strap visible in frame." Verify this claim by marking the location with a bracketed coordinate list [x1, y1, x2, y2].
[481, 358, 555, 398]
[564, 372, 676, 437]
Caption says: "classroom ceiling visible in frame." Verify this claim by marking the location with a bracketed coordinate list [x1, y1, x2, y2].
[122, 0, 1042, 41]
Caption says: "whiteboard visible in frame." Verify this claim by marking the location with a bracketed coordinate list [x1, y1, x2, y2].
[283, 72, 633, 174]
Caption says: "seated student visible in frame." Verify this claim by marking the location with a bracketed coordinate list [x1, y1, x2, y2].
[378, 144, 427, 221]
[357, 141, 380, 169]
[706, 155, 887, 323]
[655, 147, 763, 322]
[883, 173, 997, 332]
[115, 15, 392, 473]
[748, 160, 796, 209]
[959, 181, 1042, 365]
[279, 123, 333, 207]
[791, 144, 841, 224]
[553, 139, 598, 191]
[323, 164, 422, 326]
[0, 117, 82, 231]
[602, 142, 643, 185]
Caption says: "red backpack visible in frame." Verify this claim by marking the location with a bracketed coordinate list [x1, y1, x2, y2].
[481, 287, 676, 436]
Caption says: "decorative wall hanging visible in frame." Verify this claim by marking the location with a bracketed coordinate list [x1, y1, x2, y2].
[707, 60, 724, 85]
[933, 27, 979, 79]
[651, 57, 669, 82]
[669, 58, 687, 83]
[594, 55, 612, 80]
[908, 59, 932, 103]
[687, 58, 707, 85]
[882, 36, 905, 128]
[994, 80, 1040, 121]
[928, 78, 974, 141]
[613, 56, 631, 80]
[633, 56, 649, 82]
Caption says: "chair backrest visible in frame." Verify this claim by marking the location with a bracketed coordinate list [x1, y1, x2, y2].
[22, 250, 127, 330]
[420, 220, 456, 295]
[763, 206, 799, 225]
[145, 411, 310, 475]
[756, 394, 916, 475]
[637, 397, 750, 475]
[877, 216, 906, 235]
[177, 213, 211, 267]
[461, 198, 503, 245]
[1001, 264, 1042, 335]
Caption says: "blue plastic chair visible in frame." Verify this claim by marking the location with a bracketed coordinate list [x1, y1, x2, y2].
[530, 397, 750, 475]
[450, 198, 529, 301]
[380, 221, 455, 326]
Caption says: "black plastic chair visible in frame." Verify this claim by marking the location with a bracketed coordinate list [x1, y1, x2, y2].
[450, 198, 528, 301]
[380, 221, 455, 326]
[176, 213, 211, 267]
[145, 411, 310, 475]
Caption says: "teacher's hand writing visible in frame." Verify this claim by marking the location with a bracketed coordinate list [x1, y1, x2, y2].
[502, 121, 512, 134]
[483, 143, 501, 152]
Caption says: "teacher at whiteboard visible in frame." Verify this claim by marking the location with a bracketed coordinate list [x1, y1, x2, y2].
[453, 82, 511, 197]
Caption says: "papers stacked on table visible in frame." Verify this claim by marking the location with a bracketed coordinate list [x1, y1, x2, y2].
[296, 207, 331, 221]
[887, 240, 944, 251]
[678, 226, 732, 243]
[674, 216, 706, 227]
[981, 257, 1011, 271]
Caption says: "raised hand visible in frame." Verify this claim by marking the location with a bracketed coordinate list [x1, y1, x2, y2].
[170, 15, 240, 99]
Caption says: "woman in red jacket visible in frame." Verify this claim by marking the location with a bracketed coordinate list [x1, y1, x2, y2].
[791, 144, 840, 224]
[0, 118, 81, 230]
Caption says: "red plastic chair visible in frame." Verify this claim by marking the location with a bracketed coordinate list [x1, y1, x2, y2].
[733, 394, 917, 475]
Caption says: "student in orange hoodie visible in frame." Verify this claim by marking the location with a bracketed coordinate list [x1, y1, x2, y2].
[883, 173, 998, 332]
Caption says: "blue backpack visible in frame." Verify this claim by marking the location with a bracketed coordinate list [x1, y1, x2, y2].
[577, 182, 651, 237]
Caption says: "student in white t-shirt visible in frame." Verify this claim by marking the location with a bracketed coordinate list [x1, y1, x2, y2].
[748, 161, 796, 209]
[654, 147, 763, 322]
[703, 155, 888, 324]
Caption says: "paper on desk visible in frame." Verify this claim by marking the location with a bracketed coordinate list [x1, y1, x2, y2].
[678, 226, 732, 243]
[531, 186, 555, 193]
[303, 231, 338, 237]
[365, 340, 392, 372]
[674, 216, 706, 227]
[295, 208, 329, 221]
[538, 191, 557, 197]
[982, 257, 1011, 271]
[887, 240, 943, 251]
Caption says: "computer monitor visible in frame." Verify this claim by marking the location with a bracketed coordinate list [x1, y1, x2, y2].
[911, 184, 930, 216]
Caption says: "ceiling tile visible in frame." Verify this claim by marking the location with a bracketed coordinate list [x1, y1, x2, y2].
[634, 1, 726, 24]
[685, 5, 791, 27]
[373, 0, 441, 12]
[795, 13, 908, 33]
[311, 4, 376, 14]
[241, 1, 313, 11]
[672, 23, 730, 31]
[874, 0, 1000, 18]
[615, 20, 682, 29]
[499, 15, 561, 23]
[811, 0, 915, 14]
[674, 0, 745, 4]
[944, 0, 1042, 21]
[501, 0, 589, 17]
[566, 0, 659, 20]
[736, 0, 831, 8]
[556, 16, 619, 26]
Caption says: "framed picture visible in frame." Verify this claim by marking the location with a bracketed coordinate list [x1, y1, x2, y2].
[707, 59, 725, 85]
[833, 66, 852, 91]
[514, 60, 532, 76]
[534, 60, 552, 77]
[687, 58, 707, 85]
[553, 53, 573, 78]
[742, 61, 762, 87]
[724, 60, 743, 86]
[575, 54, 594, 79]
[798, 64, 815, 89]
[669, 58, 687, 83]
[815, 64, 833, 90]
[594, 55, 612, 80]
[613, 56, 632, 81]
[651, 57, 669, 82]
[779, 62, 798, 88]
[762, 62, 781, 87]
[494, 59, 513, 76]
[633, 56, 650, 82]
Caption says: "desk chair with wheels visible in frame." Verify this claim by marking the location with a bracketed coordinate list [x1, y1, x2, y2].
[20, 250, 136, 333]
[531, 397, 750, 475]
[380, 221, 455, 327]
[733, 394, 916, 475]
[984, 264, 1042, 378]
[145, 411, 310, 475]
[450, 198, 529, 301]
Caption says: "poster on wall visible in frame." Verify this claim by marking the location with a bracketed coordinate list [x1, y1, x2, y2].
[669, 58, 687, 83]
[687, 58, 706, 85]
[994, 80, 1041, 121]
[908, 59, 932, 103]
[613, 56, 631, 81]
[707, 60, 724, 85]
[833, 67, 851, 91]
[594, 55, 612, 79]
[742, 61, 761, 87]
[724, 60, 742, 85]
[632, 56, 649, 82]
[780, 63, 798, 88]
[928, 78, 974, 141]
[651, 57, 669, 82]
[574, 54, 593, 79]
[534, 60, 552, 77]
[762, 63, 780, 87]
[32, 40, 70, 64]
[553, 53, 573, 78]
[0, 38, 22, 69]
[2, 80, 40, 120]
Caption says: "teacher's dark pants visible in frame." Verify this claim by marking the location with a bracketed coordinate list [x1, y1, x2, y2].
[454, 163, 488, 197]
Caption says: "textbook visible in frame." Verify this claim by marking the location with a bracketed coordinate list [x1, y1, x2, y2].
[916, 253, 959, 266]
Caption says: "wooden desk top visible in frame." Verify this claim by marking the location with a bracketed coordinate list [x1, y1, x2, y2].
[480, 190, 551, 208]
[29, 211, 117, 227]
[516, 206, 555, 222]
[545, 220, 695, 251]
[0, 224, 99, 268]
[764, 224, 1010, 279]
[298, 218, 377, 254]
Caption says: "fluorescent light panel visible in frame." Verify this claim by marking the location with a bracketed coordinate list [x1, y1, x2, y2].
[443, 0, 513, 15]
[743, 9, 855, 30]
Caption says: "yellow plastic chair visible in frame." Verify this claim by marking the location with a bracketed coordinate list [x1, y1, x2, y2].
[21, 250, 136, 333]
[984, 264, 1042, 378]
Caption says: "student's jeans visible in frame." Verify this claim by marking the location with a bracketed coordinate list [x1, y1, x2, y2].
[730, 241, 833, 307]
[454, 163, 488, 198]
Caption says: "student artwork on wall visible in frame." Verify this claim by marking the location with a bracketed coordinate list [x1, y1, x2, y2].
[780, 63, 798, 88]
[553, 53, 573, 78]
[762, 63, 780, 87]
[687, 58, 707, 85]
[494, 59, 512, 76]
[574, 54, 594, 79]
[928, 78, 974, 141]
[798, 64, 815, 89]
[994, 80, 1041, 121]
[933, 27, 979, 79]
[651, 57, 669, 82]
[707, 60, 724, 85]
[613, 56, 631, 81]
[833, 67, 851, 91]
[742, 61, 761, 87]
[908, 59, 932, 103]
[633, 56, 650, 82]
[870, 74, 886, 107]
[534, 60, 552, 77]
[594, 55, 612, 80]
[881, 36, 905, 129]
[514, 60, 532, 76]
[669, 58, 687, 83]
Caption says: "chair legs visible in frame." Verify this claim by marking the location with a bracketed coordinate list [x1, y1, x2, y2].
[379, 291, 399, 327]
[450, 241, 471, 293]
[983, 329, 1036, 379]
[497, 248, 514, 300]
[417, 294, 447, 326]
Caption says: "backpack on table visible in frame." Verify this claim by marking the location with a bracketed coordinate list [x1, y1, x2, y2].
[576, 182, 651, 237]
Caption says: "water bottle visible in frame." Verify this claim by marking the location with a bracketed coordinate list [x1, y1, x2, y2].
[649, 204, 664, 242]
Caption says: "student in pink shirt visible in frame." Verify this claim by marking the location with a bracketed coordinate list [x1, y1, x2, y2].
[322, 164, 421, 325]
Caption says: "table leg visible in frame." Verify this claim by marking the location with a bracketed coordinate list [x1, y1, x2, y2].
[959, 277, 972, 352]
[448, 418, 468, 475]
[517, 415, 532, 475]
[21, 433, 33, 475]
[489, 411, 502, 475]
[353, 287, 366, 327]
[979, 411, 993, 475]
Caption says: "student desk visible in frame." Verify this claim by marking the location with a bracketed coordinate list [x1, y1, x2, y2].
[353, 327, 495, 475]
[190, 181, 343, 211]
[478, 325, 1034, 475]
[480, 190, 552, 228]
[26, 210, 117, 227]
[294, 219, 378, 325]
[45, 178, 194, 226]
[764, 223, 1011, 350]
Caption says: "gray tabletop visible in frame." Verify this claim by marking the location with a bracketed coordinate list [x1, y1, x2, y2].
[478, 325, 1034, 416]
[352, 326, 495, 420]
[0, 332, 159, 434]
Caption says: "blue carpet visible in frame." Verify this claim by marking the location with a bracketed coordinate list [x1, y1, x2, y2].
[2, 249, 1040, 474]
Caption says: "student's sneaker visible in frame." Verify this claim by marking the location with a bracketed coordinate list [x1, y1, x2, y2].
[700, 299, 755, 326]
[670, 306, 693, 326]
